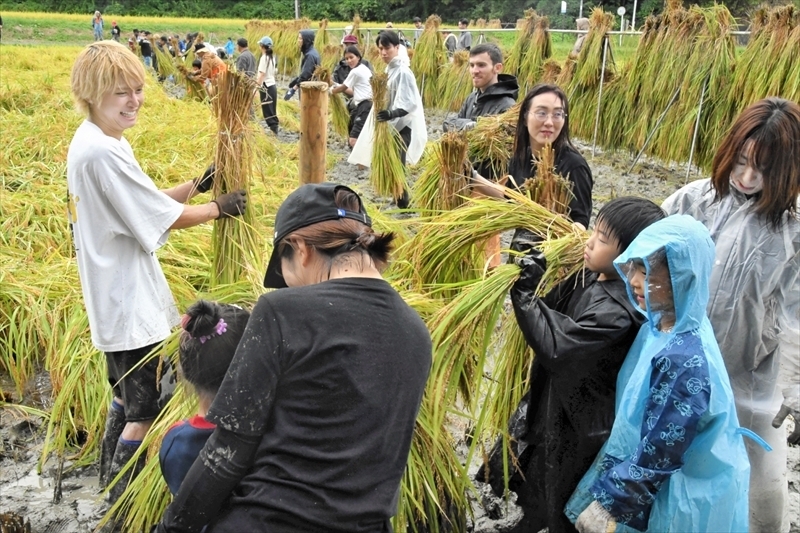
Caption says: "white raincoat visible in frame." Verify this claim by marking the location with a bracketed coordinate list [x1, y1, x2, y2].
[348, 52, 426, 168]
[663, 179, 800, 533]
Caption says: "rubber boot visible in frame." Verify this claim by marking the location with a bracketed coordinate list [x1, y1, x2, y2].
[98, 400, 126, 490]
[105, 438, 146, 505]
[395, 189, 410, 209]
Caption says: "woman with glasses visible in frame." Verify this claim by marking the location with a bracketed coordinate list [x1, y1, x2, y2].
[471, 83, 593, 229]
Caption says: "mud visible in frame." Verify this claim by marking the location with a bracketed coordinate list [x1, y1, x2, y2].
[1, 109, 798, 533]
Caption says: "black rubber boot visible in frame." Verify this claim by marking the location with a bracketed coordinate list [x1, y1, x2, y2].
[395, 189, 410, 209]
[105, 438, 146, 505]
[98, 401, 126, 490]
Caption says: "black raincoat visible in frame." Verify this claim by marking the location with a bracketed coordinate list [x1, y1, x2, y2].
[289, 30, 320, 89]
[478, 270, 644, 533]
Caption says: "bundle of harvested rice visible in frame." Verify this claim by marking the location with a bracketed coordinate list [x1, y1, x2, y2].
[369, 72, 408, 200]
[313, 65, 350, 139]
[411, 15, 446, 108]
[437, 50, 473, 112]
[413, 131, 471, 211]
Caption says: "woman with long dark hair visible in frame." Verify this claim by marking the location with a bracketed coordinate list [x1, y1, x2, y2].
[662, 97, 800, 532]
[472, 83, 593, 229]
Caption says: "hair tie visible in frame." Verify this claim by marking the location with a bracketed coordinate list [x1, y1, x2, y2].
[180, 313, 192, 330]
[197, 318, 227, 344]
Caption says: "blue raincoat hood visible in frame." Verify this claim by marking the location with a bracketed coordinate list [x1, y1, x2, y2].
[614, 214, 714, 335]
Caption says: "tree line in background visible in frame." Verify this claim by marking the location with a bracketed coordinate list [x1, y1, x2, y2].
[2, 0, 785, 27]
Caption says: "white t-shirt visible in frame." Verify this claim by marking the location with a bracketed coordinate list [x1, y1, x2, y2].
[258, 53, 277, 87]
[342, 63, 373, 105]
[67, 120, 183, 352]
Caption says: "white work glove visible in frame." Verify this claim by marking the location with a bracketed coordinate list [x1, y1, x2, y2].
[576, 500, 617, 533]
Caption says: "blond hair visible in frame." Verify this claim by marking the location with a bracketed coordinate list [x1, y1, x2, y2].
[71, 41, 146, 116]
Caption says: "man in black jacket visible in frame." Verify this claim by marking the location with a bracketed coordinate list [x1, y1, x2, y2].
[286, 29, 320, 100]
[443, 43, 518, 266]
[443, 43, 518, 133]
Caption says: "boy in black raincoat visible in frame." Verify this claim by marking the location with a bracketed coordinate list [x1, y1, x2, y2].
[479, 197, 666, 533]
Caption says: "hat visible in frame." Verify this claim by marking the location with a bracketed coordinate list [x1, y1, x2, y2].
[264, 183, 372, 289]
[343, 34, 358, 44]
[259, 36, 273, 47]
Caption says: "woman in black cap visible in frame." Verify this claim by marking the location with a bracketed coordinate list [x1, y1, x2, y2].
[155, 183, 432, 533]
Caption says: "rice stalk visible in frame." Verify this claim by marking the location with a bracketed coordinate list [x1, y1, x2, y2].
[314, 19, 331, 49]
[369, 72, 408, 200]
[321, 43, 342, 73]
[505, 9, 538, 77]
[405, 190, 586, 296]
[517, 15, 553, 94]
[466, 103, 520, 178]
[412, 131, 471, 211]
[437, 50, 473, 113]
[313, 66, 350, 139]
[523, 143, 574, 215]
[210, 69, 262, 287]
[411, 15, 446, 108]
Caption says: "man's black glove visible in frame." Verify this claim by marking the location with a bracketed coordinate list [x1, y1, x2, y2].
[193, 164, 216, 193]
[212, 190, 247, 219]
[376, 108, 408, 122]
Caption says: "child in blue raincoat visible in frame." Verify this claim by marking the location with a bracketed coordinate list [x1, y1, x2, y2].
[565, 215, 754, 533]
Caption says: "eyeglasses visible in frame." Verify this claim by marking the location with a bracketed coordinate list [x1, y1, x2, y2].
[531, 110, 567, 122]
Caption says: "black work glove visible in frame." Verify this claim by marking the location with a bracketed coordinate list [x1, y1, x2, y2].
[193, 164, 216, 193]
[212, 190, 247, 219]
[376, 108, 408, 122]
[509, 228, 543, 256]
[772, 404, 800, 445]
[513, 248, 547, 293]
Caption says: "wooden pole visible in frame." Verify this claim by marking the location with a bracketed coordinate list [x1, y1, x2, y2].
[299, 81, 329, 185]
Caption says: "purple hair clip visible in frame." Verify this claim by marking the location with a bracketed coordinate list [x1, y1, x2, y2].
[198, 318, 227, 344]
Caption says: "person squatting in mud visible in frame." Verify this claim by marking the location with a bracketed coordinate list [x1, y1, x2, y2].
[153, 183, 431, 532]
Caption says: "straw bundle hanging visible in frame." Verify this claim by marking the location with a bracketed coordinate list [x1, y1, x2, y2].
[369, 72, 408, 201]
[320, 43, 341, 73]
[505, 9, 538, 77]
[437, 50, 473, 112]
[650, 4, 735, 168]
[517, 15, 553, 95]
[313, 65, 350, 139]
[210, 70, 260, 286]
[570, 8, 615, 91]
[314, 19, 331, 49]
[412, 131, 471, 211]
[411, 15, 446, 108]
[541, 59, 562, 84]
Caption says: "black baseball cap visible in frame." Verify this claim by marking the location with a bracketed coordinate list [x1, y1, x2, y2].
[263, 183, 372, 289]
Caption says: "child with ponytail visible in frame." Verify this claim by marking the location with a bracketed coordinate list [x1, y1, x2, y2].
[158, 300, 250, 495]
